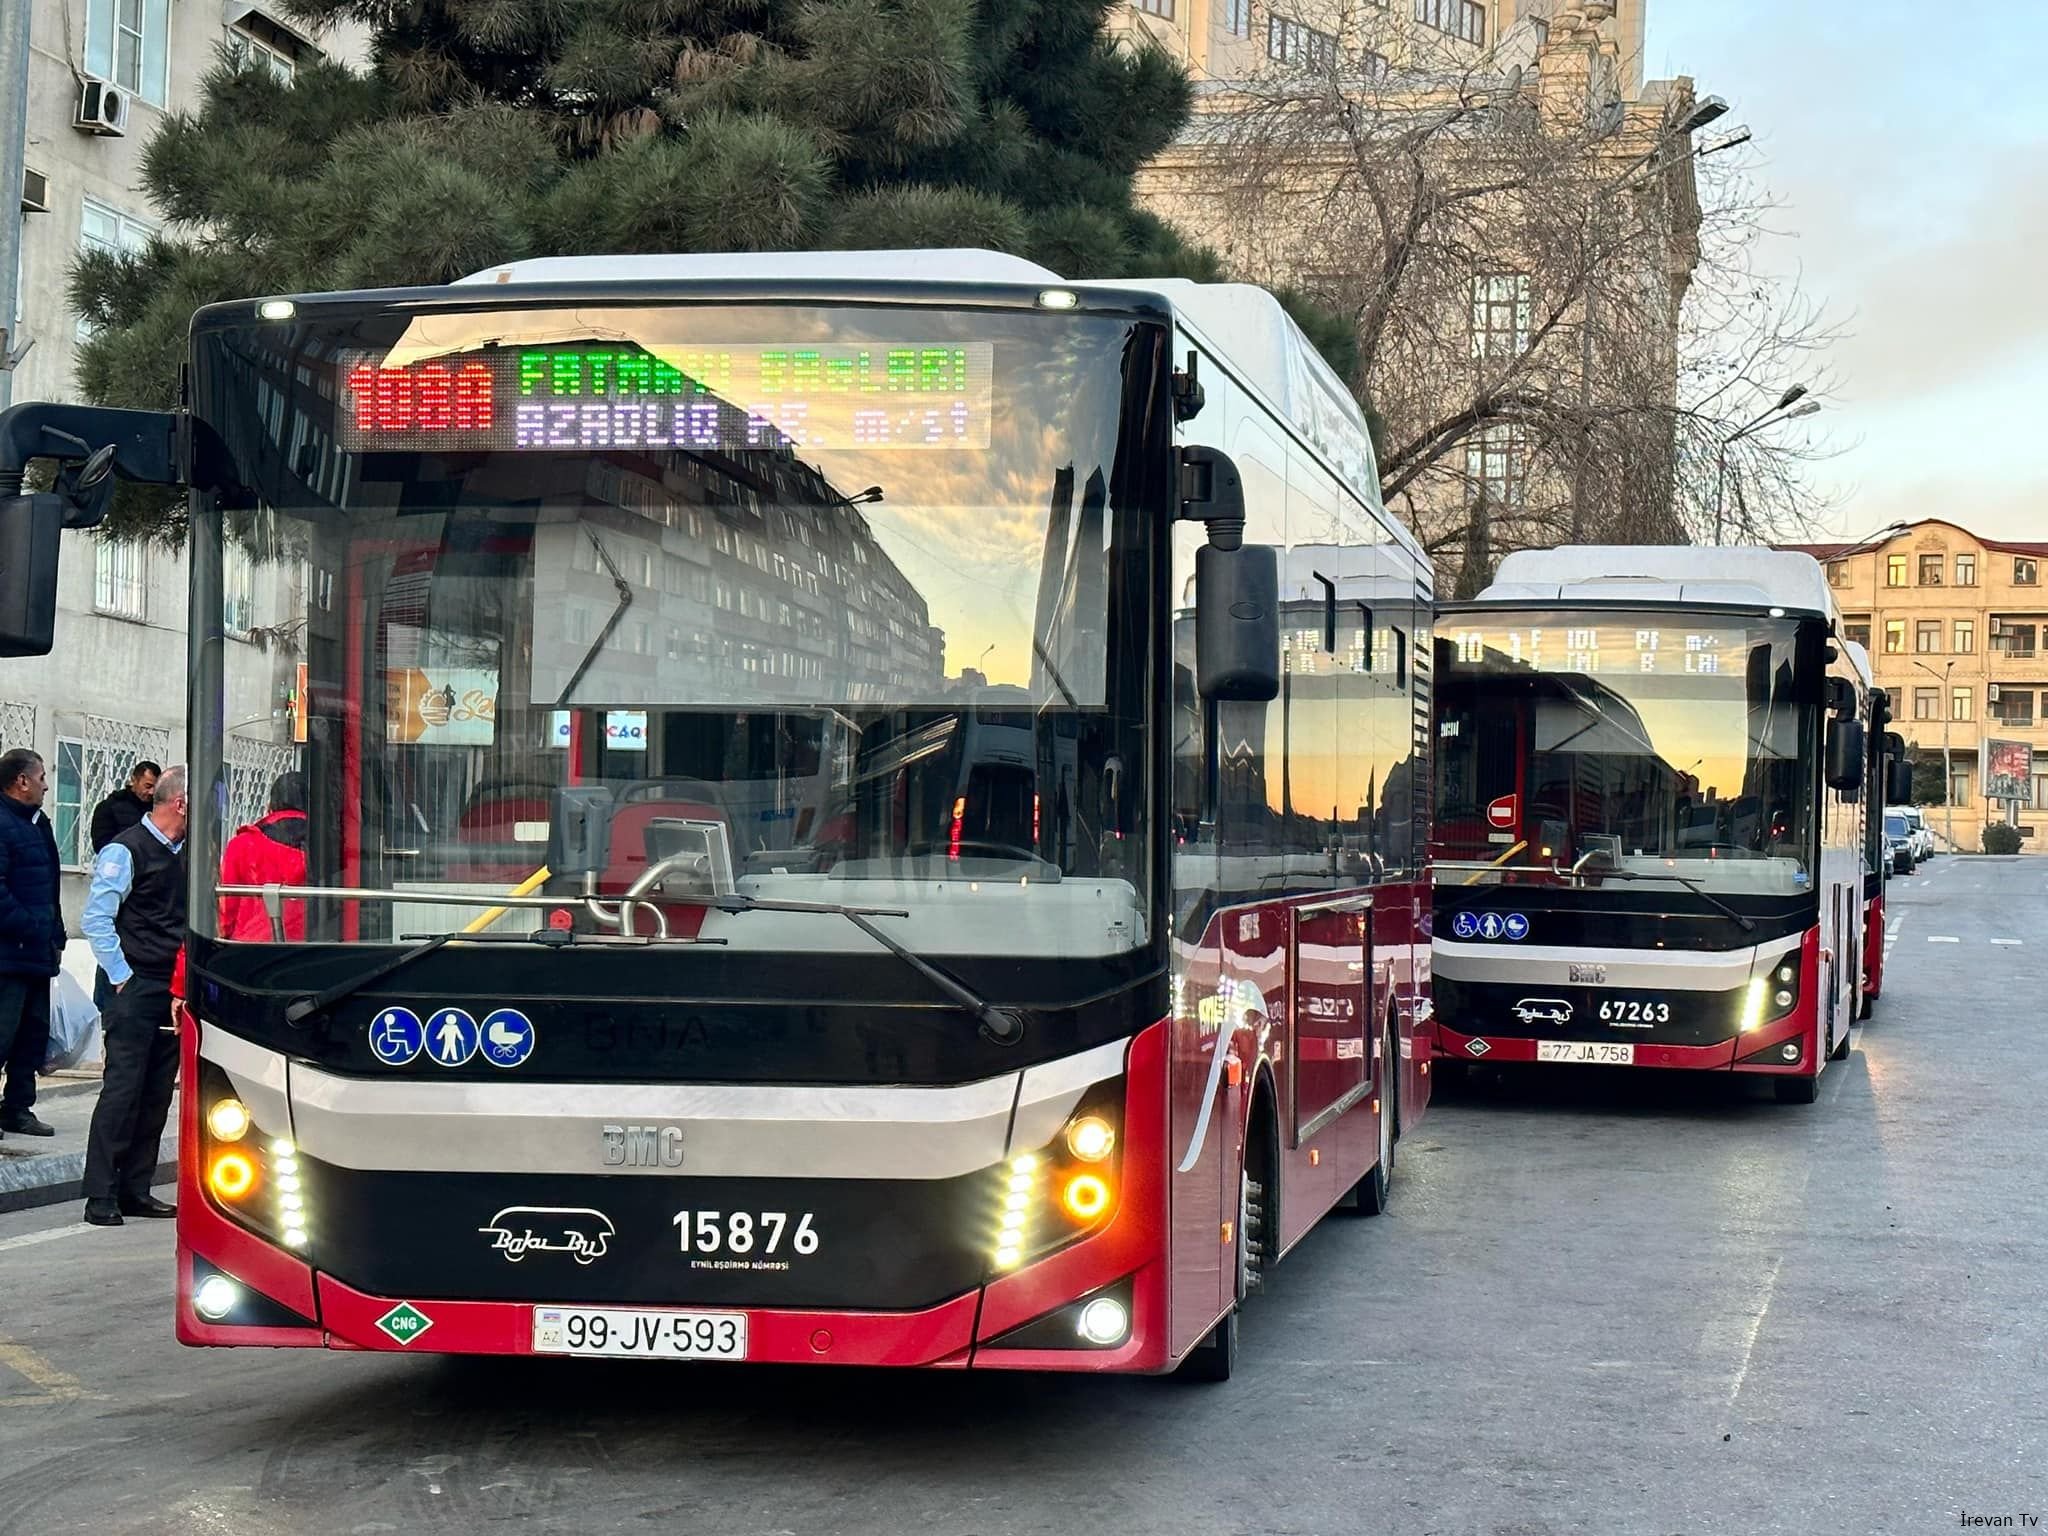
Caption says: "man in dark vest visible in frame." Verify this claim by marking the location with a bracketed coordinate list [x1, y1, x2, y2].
[81, 764, 188, 1226]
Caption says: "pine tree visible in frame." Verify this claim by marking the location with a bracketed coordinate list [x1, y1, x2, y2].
[70, 0, 1218, 538]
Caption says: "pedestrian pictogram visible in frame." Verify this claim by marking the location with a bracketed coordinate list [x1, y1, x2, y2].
[375, 1303, 434, 1346]
[429, 1008, 479, 1066]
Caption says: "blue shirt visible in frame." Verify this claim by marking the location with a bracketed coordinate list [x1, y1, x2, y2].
[81, 817, 184, 987]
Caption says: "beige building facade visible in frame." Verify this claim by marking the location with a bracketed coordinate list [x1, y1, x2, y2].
[6, 0, 361, 909]
[1112, 0, 1645, 95]
[1787, 520, 2048, 838]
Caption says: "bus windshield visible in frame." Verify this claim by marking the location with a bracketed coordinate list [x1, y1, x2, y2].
[187, 300, 1168, 961]
[1436, 612, 1818, 896]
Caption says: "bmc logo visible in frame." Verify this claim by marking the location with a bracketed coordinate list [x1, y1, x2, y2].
[601, 1123, 685, 1167]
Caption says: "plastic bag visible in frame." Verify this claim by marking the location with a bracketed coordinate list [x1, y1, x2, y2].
[44, 969, 102, 1072]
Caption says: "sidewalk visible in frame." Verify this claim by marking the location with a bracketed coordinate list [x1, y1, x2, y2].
[0, 1066, 180, 1214]
[0, 939, 182, 1213]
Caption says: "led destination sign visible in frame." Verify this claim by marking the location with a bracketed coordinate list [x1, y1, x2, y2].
[1448, 625, 1750, 677]
[338, 342, 995, 453]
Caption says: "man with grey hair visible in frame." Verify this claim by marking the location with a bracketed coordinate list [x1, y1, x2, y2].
[81, 764, 189, 1227]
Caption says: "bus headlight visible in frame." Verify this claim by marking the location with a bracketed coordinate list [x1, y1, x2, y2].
[987, 1086, 1123, 1272]
[1065, 1116, 1115, 1162]
[1742, 955, 1802, 1032]
[193, 1274, 241, 1321]
[209, 1153, 256, 1200]
[206, 1098, 252, 1142]
[1076, 1295, 1129, 1346]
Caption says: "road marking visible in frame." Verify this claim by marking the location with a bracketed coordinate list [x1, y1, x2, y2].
[1710, 1252, 1785, 1429]
[0, 1338, 92, 1403]
[1992, 938, 2023, 947]
[0, 1223, 91, 1256]
[1928, 935, 1960, 943]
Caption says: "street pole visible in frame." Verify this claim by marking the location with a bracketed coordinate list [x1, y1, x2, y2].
[0, 0, 31, 413]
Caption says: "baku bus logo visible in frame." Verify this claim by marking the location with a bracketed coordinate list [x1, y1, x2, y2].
[478, 1206, 617, 1265]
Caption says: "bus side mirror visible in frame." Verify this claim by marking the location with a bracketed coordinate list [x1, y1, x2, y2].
[1195, 543, 1280, 701]
[546, 785, 615, 880]
[1826, 718, 1865, 793]
[0, 494, 65, 658]
[1181, 446, 1280, 702]
[1886, 755, 1913, 805]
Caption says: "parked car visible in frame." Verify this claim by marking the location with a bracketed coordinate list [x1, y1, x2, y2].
[1888, 804, 1935, 861]
[1884, 812, 1916, 874]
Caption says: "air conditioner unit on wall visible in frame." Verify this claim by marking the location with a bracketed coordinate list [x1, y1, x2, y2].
[21, 168, 50, 213]
[73, 79, 129, 136]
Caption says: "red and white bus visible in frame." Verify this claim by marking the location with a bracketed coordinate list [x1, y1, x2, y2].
[7, 250, 1433, 1378]
[1431, 548, 1869, 1104]
[1843, 640, 1911, 1015]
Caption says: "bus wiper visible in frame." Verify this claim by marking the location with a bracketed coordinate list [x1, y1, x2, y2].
[282, 926, 586, 1026]
[1577, 864, 1757, 934]
[712, 893, 1026, 1046]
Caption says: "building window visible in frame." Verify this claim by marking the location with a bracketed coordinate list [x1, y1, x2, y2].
[77, 199, 157, 340]
[93, 539, 146, 621]
[85, 0, 171, 107]
[1844, 620, 1871, 650]
[1955, 771, 1974, 808]
[226, 25, 296, 82]
[2034, 773, 2048, 813]
[1471, 274, 1531, 359]
[1994, 689, 2035, 727]
[1952, 688, 1973, 722]
[223, 544, 256, 639]
[1915, 620, 1941, 654]
[1954, 619, 1975, 654]
[1266, 12, 1336, 66]
[1464, 425, 1524, 506]
[1883, 619, 1905, 655]
[53, 739, 85, 868]
[1995, 621, 2036, 658]
[1913, 687, 1938, 721]
[1826, 560, 1848, 587]
[1224, 0, 1251, 35]
[1917, 553, 1943, 586]
[2017, 558, 2039, 586]
[1134, 0, 1174, 16]
[1956, 553, 1977, 587]
[1414, 0, 1484, 44]
[1886, 555, 1907, 587]
[1362, 49, 1390, 78]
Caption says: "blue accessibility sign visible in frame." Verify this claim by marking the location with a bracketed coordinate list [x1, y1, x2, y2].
[1478, 912, 1506, 940]
[369, 1006, 424, 1066]
[1503, 913, 1531, 942]
[1452, 911, 1481, 940]
[427, 1007, 480, 1067]
[479, 1008, 536, 1069]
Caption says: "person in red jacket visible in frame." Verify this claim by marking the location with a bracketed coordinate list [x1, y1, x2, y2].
[217, 772, 308, 942]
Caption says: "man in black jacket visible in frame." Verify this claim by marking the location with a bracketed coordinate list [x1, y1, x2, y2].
[88, 761, 159, 854]
[88, 762, 158, 1011]
[0, 748, 67, 1141]
[81, 764, 188, 1225]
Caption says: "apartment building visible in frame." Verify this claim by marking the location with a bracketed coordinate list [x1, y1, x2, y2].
[1113, 0, 1646, 95]
[6, 0, 361, 907]
[1786, 518, 2048, 832]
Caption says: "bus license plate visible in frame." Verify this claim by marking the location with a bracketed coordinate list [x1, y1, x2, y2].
[1536, 1041, 1634, 1066]
[532, 1306, 747, 1360]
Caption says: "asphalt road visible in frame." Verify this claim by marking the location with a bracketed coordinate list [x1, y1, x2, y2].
[2, 856, 2043, 1535]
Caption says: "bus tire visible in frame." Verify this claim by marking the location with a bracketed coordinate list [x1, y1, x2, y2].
[1343, 1013, 1398, 1216]
[1774, 1074, 1819, 1105]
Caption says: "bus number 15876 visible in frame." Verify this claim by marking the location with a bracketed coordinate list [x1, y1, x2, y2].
[672, 1210, 821, 1256]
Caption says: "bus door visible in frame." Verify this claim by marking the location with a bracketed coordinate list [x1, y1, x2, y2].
[1290, 895, 1372, 1145]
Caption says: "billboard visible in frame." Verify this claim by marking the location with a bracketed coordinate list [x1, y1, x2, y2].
[1982, 738, 2034, 803]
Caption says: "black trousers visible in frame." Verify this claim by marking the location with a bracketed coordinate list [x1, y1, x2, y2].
[83, 977, 178, 1203]
[0, 974, 50, 1120]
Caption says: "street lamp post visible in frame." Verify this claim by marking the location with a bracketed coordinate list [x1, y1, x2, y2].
[1571, 96, 1735, 541]
[1912, 657, 1956, 850]
[1713, 391, 1821, 544]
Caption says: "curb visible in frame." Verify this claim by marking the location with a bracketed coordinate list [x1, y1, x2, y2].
[0, 1137, 177, 1215]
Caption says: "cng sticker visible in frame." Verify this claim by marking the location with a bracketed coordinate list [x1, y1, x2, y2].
[1486, 794, 1519, 830]
[375, 1302, 434, 1346]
